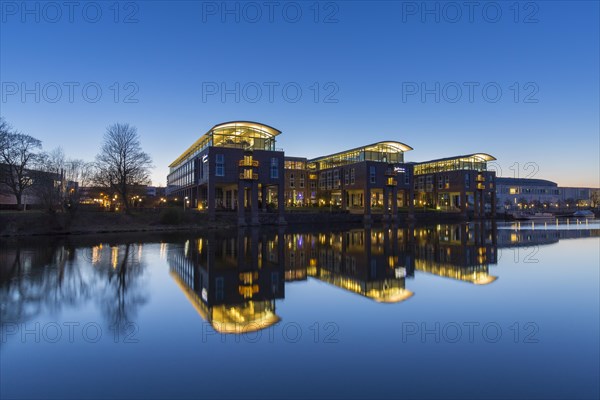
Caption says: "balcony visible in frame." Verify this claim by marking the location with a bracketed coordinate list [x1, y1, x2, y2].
[239, 159, 259, 167]
[239, 284, 259, 298]
[240, 171, 259, 180]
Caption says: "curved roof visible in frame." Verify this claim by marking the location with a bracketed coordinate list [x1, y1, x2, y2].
[210, 120, 281, 136]
[370, 289, 414, 303]
[473, 275, 498, 285]
[170, 271, 280, 333]
[418, 153, 496, 164]
[365, 141, 414, 152]
[169, 121, 281, 168]
[210, 308, 281, 334]
[309, 140, 413, 163]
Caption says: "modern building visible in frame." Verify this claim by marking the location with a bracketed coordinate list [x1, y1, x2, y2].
[495, 177, 598, 210]
[283, 156, 313, 206]
[167, 122, 504, 222]
[167, 121, 286, 225]
[305, 141, 416, 221]
[413, 153, 497, 217]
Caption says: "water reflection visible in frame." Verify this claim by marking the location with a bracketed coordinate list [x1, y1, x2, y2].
[2, 222, 598, 338]
[0, 238, 149, 339]
[89, 242, 148, 332]
[168, 230, 285, 333]
[284, 228, 414, 302]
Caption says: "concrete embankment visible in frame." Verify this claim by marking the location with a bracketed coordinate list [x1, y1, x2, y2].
[0, 209, 478, 237]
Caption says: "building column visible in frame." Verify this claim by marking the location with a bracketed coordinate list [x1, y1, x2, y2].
[277, 182, 286, 225]
[474, 191, 480, 218]
[482, 191, 486, 217]
[392, 186, 398, 220]
[261, 185, 268, 212]
[207, 180, 216, 221]
[237, 181, 246, 226]
[250, 228, 259, 269]
[251, 182, 259, 226]
[461, 188, 468, 218]
[341, 189, 347, 211]
[491, 190, 497, 218]
[364, 188, 372, 224]
[197, 186, 201, 209]
[408, 188, 415, 221]
[277, 226, 285, 266]
[382, 187, 390, 220]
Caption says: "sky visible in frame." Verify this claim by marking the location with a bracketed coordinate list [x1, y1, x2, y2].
[1, 0, 598, 187]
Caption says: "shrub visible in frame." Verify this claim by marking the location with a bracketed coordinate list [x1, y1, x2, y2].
[159, 208, 184, 225]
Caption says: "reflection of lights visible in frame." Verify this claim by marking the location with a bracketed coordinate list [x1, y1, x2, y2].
[160, 242, 168, 259]
[91, 245, 101, 264]
[111, 246, 118, 269]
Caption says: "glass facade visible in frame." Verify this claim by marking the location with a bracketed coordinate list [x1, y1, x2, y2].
[169, 122, 280, 171]
[414, 154, 494, 175]
[309, 142, 411, 169]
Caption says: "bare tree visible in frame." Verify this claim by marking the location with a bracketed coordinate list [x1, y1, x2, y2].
[0, 118, 43, 210]
[33, 148, 66, 213]
[93, 123, 153, 212]
[64, 158, 93, 212]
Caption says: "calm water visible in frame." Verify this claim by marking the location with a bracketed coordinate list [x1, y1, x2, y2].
[1, 221, 599, 399]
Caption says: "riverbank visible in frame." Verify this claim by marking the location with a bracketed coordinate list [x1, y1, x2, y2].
[0, 209, 482, 237]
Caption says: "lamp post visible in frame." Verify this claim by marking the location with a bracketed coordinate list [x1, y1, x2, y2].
[184, 196, 188, 211]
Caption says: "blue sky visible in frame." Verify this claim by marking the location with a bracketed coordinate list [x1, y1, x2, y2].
[1, 0, 598, 187]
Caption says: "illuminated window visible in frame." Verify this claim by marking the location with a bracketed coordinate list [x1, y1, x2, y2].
[215, 154, 224, 176]
[509, 187, 518, 194]
[270, 158, 279, 179]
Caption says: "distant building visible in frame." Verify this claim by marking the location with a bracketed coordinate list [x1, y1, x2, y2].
[0, 163, 67, 209]
[495, 177, 597, 210]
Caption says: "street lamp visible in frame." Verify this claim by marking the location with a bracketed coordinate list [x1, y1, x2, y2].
[184, 196, 189, 211]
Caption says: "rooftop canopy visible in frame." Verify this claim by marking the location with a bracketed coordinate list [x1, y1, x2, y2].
[414, 153, 496, 175]
[169, 121, 282, 168]
[308, 141, 414, 169]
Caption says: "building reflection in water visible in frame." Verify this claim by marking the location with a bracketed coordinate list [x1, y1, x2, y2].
[3, 222, 597, 339]
[168, 229, 285, 334]
[413, 223, 498, 285]
[166, 222, 505, 333]
[283, 228, 414, 302]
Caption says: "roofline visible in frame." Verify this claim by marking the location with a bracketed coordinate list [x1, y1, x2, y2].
[308, 141, 414, 163]
[416, 153, 497, 164]
[169, 121, 281, 168]
[496, 177, 558, 186]
[209, 120, 282, 135]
